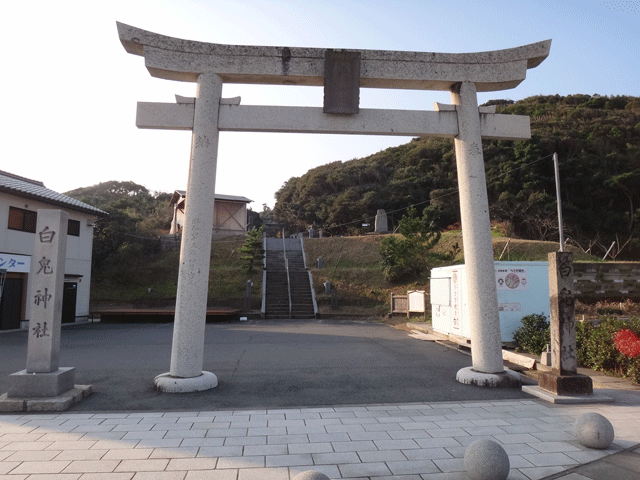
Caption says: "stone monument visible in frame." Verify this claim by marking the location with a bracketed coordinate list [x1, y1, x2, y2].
[537, 252, 593, 395]
[118, 21, 550, 391]
[1, 209, 91, 411]
[522, 252, 612, 402]
[375, 209, 388, 233]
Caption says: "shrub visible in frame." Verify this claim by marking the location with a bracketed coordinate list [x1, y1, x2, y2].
[379, 207, 440, 282]
[576, 316, 640, 384]
[576, 320, 593, 366]
[512, 313, 550, 355]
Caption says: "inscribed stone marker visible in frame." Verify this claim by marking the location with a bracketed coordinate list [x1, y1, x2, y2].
[375, 209, 388, 233]
[537, 251, 593, 395]
[27, 210, 68, 373]
[549, 251, 577, 375]
[7, 209, 78, 401]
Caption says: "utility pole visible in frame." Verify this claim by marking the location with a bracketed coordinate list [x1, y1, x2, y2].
[553, 152, 565, 252]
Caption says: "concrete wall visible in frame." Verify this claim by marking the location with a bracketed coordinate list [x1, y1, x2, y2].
[574, 262, 640, 300]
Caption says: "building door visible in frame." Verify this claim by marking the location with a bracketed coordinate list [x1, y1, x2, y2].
[0, 277, 23, 330]
[62, 282, 77, 324]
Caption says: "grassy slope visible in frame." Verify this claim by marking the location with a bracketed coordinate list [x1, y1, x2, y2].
[91, 236, 263, 308]
[91, 233, 599, 314]
[304, 232, 600, 315]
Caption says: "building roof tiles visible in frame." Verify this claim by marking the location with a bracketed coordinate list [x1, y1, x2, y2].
[0, 171, 107, 216]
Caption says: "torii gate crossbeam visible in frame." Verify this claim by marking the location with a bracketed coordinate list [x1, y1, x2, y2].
[117, 22, 550, 392]
[137, 101, 530, 140]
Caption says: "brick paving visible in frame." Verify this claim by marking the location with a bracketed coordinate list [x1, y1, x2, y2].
[1, 398, 639, 480]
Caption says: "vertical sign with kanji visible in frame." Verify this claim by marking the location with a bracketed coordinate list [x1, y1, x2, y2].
[548, 251, 577, 375]
[536, 251, 593, 396]
[26, 210, 68, 373]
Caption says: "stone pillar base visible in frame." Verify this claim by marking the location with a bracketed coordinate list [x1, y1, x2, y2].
[8, 367, 75, 398]
[538, 372, 593, 396]
[154, 371, 218, 393]
[0, 385, 92, 412]
[456, 367, 522, 388]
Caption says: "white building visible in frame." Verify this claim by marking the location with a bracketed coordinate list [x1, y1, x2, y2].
[169, 190, 253, 236]
[0, 171, 106, 330]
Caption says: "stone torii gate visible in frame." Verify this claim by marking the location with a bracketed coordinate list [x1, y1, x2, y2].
[117, 22, 550, 392]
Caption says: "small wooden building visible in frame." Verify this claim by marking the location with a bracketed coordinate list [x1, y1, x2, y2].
[169, 190, 253, 236]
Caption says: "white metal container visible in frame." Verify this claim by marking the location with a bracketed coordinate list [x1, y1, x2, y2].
[430, 261, 550, 343]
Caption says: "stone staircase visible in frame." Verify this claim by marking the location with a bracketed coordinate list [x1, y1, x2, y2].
[263, 238, 316, 319]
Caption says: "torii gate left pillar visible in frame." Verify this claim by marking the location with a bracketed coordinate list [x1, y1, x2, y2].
[154, 73, 222, 392]
[118, 22, 550, 392]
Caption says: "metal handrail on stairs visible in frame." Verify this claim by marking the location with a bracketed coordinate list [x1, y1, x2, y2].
[299, 237, 318, 317]
[261, 235, 267, 318]
[283, 236, 292, 319]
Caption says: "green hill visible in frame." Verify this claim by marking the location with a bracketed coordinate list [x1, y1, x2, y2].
[274, 94, 640, 259]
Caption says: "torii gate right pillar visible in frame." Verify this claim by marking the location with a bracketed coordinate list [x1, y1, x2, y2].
[451, 81, 521, 387]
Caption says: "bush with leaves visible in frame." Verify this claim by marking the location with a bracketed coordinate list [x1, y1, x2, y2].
[512, 313, 550, 355]
[379, 207, 441, 282]
[576, 319, 592, 367]
[239, 227, 265, 273]
[576, 316, 640, 384]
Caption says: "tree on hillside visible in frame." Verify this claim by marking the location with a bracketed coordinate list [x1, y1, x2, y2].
[379, 207, 441, 282]
[239, 226, 264, 273]
[605, 167, 640, 231]
[247, 209, 263, 230]
[65, 181, 154, 207]
[273, 139, 457, 235]
[65, 181, 173, 274]
[259, 204, 276, 224]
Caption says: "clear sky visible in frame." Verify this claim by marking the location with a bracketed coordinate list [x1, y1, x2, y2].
[2, 0, 638, 209]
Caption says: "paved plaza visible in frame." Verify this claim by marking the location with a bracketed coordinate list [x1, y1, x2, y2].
[1, 319, 640, 479]
[0, 321, 532, 411]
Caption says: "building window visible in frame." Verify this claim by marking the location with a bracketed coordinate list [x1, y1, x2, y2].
[67, 219, 80, 237]
[8, 207, 37, 233]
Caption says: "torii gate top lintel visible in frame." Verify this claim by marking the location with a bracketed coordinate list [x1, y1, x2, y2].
[117, 22, 550, 92]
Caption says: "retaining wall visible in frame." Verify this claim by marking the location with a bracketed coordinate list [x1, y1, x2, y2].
[574, 262, 640, 300]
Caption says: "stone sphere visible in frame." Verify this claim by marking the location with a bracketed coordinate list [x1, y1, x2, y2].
[575, 412, 615, 449]
[464, 439, 510, 480]
[292, 471, 331, 480]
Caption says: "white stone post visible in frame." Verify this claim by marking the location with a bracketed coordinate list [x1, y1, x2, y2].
[8, 209, 76, 398]
[154, 72, 222, 392]
[26, 210, 68, 373]
[451, 82, 520, 387]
